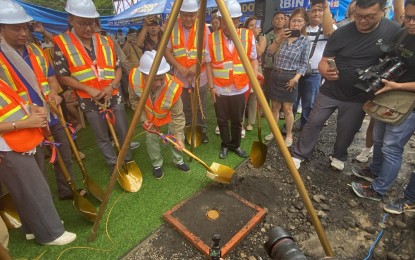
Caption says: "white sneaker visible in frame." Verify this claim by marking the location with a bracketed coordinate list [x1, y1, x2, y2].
[292, 157, 303, 169]
[215, 126, 220, 135]
[241, 129, 246, 138]
[265, 133, 273, 141]
[330, 156, 344, 171]
[356, 147, 373, 163]
[26, 234, 35, 240]
[42, 231, 76, 246]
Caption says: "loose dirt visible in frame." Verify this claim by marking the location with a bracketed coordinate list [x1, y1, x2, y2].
[123, 115, 415, 260]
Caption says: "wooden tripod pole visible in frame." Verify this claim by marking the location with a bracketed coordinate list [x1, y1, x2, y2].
[189, 0, 207, 159]
[88, 0, 184, 241]
[215, 0, 334, 256]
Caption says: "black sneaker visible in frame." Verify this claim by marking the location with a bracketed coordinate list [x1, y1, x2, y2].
[351, 181, 382, 201]
[352, 166, 376, 182]
[175, 162, 190, 172]
[153, 167, 163, 179]
[384, 198, 415, 214]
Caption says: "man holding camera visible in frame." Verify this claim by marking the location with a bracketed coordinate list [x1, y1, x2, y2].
[293, 0, 335, 130]
[352, 0, 415, 201]
[291, 0, 399, 171]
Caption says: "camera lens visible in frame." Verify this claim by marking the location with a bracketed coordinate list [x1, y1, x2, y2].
[264, 227, 307, 260]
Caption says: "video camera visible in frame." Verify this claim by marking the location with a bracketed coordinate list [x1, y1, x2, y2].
[354, 42, 407, 92]
[264, 227, 307, 260]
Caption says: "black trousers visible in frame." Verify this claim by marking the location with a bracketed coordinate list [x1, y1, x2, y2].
[214, 93, 246, 149]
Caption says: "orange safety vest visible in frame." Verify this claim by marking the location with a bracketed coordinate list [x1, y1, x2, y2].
[0, 43, 51, 102]
[53, 31, 117, 98]
[170, 18, 206, 70]
[208, 28, 253, 89]
[0, 79, 43, 152]
[129, 69, 183, 127]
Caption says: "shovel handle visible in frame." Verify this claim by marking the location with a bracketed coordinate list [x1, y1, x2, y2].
[256, 100, 262, 142]
[45, 134, 77, 194]
[163, 135, 214, 174]
[50, 103, 89, 178]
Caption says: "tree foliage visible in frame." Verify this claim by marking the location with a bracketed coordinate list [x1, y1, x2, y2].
[22, 0, 115, 15]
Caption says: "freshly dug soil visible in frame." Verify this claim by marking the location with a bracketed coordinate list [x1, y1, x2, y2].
[123, 114, 415, 260]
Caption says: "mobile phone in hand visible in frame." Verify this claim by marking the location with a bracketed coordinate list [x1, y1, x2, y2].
[327, 58, 337, 70]
[286, 29, 301, 37]
[255, 20, 262, 29]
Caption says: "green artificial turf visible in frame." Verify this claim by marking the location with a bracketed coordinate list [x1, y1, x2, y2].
[7, 98, 287, 259]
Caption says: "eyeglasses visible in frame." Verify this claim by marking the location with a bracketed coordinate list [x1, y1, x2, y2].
[354, 9, 383, 21]
[75, 21, 96, 29]
[400, 14, 415, 22]
[291, 19, 305, 24]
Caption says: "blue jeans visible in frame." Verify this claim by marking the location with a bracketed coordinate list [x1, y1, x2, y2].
[293, 73, 322, 128]
[404, 172, 415, 203]
[371, 111, 415, 195]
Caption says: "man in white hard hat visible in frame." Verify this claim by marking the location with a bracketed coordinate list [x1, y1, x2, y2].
[0, 0, 76, 245]
[129, 51, 189, 179]
[206, 0, 258, 159]
[164, 0, 211, 144]
[53, 0, 135, 173]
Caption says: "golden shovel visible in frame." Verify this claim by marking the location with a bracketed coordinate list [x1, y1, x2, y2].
[106, 115, 143, 192]
[0, 193, 21, 230]
[250, 101, 268, 167]
[95, 100, 143, 192]
[158, 132, 234, 184]
[44, 132, 97, 222]
[51, 103, 105, 201]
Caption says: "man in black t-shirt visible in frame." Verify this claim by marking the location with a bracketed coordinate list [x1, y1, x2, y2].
[292, 0, 400, 171]
[351, 0, 415, 202]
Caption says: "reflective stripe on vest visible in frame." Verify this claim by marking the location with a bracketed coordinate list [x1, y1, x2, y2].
[0, 79, 44, 152]
[27, 43, 51, 97]
[171, 19, 203, 64]
[56, 32, 115, 82]
[129, 69, 182, 126]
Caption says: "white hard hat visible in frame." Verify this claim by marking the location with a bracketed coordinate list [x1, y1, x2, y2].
[180, 0, 199, 12]
[0, 0, 33, 24]
[218, 0, 242, 18]
[139, 50, 170, 75]
[65, 0, 99, 18]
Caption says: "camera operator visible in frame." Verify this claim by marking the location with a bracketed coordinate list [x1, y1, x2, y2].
[351, 0, 415, 201]
[291, 0, 400, 171]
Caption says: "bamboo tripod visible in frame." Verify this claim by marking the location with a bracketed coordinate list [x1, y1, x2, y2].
[88, 0, 334, 257]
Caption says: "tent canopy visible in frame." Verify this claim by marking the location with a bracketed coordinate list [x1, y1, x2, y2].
[16, 0, 123, 35]
[109, 0, 255, 26]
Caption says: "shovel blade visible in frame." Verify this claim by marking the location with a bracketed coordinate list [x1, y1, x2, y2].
[116, 161, 143, 192]
[205, 162, 235, 184]
[185, 125, 203, 147]
[0, 193, 21, 230]
[250, 142, 268, 168]
[73, 194, 98, 223]
[84, 177, 105, 202]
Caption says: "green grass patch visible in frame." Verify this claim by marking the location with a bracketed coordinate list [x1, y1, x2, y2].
[8, 98, 287, 259]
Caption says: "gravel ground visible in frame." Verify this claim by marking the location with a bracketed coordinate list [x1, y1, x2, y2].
[122, 114, 415, 260]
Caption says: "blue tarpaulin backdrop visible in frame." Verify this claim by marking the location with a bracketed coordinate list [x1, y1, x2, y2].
[16, 0, 123, 35]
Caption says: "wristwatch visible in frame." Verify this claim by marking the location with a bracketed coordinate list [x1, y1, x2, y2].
[109, 83, 116, 89]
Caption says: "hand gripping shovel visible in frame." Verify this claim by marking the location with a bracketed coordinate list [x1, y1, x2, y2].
[44, 130, 97, 222]
[96, 102, 142, 192]
[50, 103, 105, 201]
[155, 131, 234, 184]
[250, 100, 268, 167]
